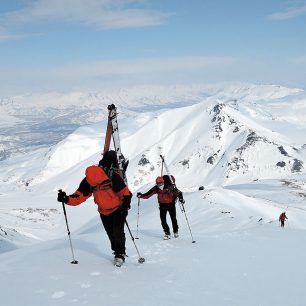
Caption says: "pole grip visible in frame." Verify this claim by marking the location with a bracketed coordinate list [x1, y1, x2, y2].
[59, 190, 70, 235]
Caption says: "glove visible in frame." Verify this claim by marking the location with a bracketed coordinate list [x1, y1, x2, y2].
[137, 192, 142, 198]
[179, 198, 185, 204]
[57, 190, 69, 204]
[121, 196, 131, 210]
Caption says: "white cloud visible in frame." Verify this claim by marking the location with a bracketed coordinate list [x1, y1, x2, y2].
[49, 56, 236, 77]
[290, 55, 306, 64]
[2, 55, 306, 96]
[2, 56, 236, 81]
[3, 0, 172, 29]
[267, 4, 306, 20]
[0, 56, 237, 94]
[0, 26, 33, 41]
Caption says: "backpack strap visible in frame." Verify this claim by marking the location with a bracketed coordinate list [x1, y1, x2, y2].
[92, 179, 112, 192]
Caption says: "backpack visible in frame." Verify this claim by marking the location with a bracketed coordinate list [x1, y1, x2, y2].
[163, 175, 175, 188]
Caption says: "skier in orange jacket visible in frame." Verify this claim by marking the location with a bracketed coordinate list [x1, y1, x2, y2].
[57, 150, 132, 266]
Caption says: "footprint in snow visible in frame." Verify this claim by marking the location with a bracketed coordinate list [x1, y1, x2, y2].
[52, 291, 65, 299]
[81, 281, 91, 289]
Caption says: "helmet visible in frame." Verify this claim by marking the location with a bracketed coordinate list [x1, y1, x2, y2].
[99, 150, 118, 169]
[156, 176, 164, 185]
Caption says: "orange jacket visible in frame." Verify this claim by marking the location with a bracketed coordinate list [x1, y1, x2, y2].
[67, 165, 131, 216]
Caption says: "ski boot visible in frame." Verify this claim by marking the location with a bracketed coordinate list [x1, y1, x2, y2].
[114, 254, 125, 267]
[163, 232, 171, 240]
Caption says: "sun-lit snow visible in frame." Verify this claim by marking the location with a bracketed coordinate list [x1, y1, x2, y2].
[1, 83, 306, 306]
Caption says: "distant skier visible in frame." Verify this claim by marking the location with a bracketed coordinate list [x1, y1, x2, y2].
[57, 150, 132, 267]
[279, 212, 288, 228]
[137, 175, 184, 240]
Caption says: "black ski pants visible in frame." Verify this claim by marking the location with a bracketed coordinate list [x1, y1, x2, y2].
[100, 209, 128, 255]
[159, 202, 178, 235]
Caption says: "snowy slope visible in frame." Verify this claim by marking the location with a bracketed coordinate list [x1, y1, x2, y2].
[1, 83, 306, 306]
[1, 189, 306, 306]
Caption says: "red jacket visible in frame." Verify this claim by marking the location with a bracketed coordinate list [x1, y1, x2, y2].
[140, 185, 183, 205]
[67, 165, 131, 216]
[279, 213, 287, 222]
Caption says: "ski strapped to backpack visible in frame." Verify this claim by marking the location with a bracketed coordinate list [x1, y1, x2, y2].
[103, 104, 145, 263]
[104, 104, 129, 183]
[160, 155, 196, 243]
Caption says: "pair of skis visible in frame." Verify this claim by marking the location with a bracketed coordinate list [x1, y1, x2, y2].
[104, 104, 145, 265]
[103, 104, 129, 183]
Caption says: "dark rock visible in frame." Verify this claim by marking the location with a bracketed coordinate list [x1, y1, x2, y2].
[207, 156, 214, 164]
[138, 155, 150, 166]
[180, 159, 189, 167]
[292, 159, 303, 172]
[276, 161, 286, 167]
[278, 146, 288, 156]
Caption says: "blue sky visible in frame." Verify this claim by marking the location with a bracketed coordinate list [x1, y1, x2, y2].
[0, 0, 306, 95]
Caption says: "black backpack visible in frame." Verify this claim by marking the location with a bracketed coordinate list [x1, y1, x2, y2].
[163, 175, 174, 188]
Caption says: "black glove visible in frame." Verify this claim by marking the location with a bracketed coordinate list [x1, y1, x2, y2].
[121, 196, 131, 210]
[137, 192, 142, 198]
[57, 190, 69, 204]
[179, 194, 185, 204]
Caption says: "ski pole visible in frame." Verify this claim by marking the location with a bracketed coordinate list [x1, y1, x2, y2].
[59, 190, 78, 264]
[179, 201, 196, 243]
[125, 220, 145, 264]
[161, 159, 164, 176]
[135, 198, 140, 239]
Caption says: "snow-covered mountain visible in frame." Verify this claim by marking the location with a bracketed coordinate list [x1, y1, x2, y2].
[0, 84, 214, 160]
[1, 82, 302, 161]
[1, 83, 306, 306]
[1, 83, 305, 189]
